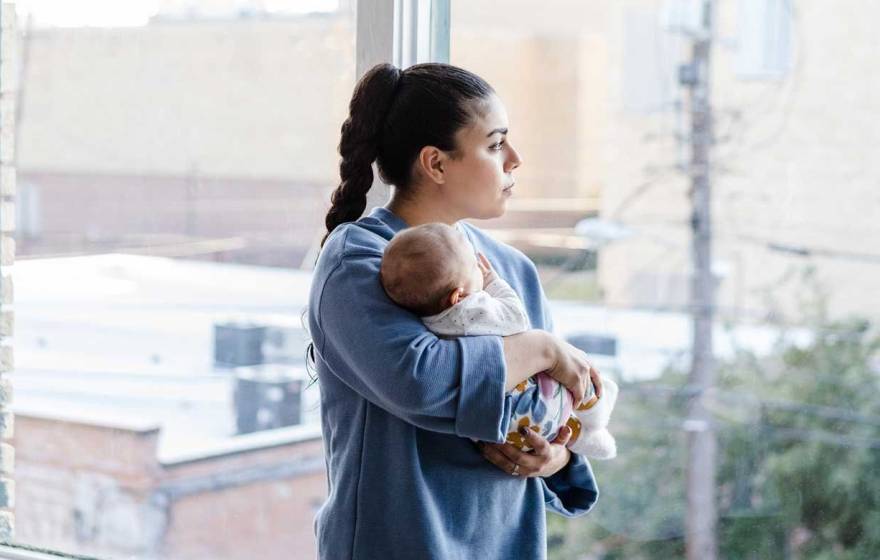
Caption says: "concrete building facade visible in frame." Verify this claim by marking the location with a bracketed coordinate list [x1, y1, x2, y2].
[597, 0, 880, 321]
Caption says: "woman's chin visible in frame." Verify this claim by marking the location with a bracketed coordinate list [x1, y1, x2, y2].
[468, 199, 508, 221]
[485, 203, 507, 220]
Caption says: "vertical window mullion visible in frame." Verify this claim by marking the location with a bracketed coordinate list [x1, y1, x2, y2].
[430, 0, 450, 64]
[356, 0, 451, 213]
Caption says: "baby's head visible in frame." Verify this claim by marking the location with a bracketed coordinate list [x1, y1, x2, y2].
[380, 223, 483, 316]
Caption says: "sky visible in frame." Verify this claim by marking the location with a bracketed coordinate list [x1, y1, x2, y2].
[15, 0, 339, 28]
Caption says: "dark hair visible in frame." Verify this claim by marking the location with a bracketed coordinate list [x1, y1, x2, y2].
[321, 62, 495, 246]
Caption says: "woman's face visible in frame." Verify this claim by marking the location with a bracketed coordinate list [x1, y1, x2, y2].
[440, 94, 522, 220]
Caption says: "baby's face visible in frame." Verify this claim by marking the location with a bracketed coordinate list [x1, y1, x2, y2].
[455, 235, 484, 296]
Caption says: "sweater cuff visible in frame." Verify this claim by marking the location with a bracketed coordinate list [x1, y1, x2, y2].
[542, 452, 600, 518]
[454, 335, 510, 442]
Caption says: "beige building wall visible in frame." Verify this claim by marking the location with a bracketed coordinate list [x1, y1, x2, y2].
[16, 2, 876, 320]
[599, 0, 880, 321]
[452, 1, 610, 203]
[18, 18, 355, 184]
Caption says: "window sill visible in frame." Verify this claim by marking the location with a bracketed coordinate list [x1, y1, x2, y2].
[0, 543, 103, 560]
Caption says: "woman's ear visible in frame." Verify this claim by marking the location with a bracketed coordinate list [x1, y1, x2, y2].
[417, 145, 447, 185]
[448, 287, 463, 307]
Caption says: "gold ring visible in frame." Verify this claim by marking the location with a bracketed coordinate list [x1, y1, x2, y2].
[511, 464, 520, 476]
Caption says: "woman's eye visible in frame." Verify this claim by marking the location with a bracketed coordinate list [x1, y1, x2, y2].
[490, 141, 505, 151]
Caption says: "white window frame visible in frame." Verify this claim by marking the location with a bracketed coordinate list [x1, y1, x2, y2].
[735, 0, 793, 80]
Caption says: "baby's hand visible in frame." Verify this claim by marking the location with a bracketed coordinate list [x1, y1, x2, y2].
[477, 253, 497, 285]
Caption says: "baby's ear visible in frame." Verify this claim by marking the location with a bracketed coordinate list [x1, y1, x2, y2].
[449, 288, 463, 306]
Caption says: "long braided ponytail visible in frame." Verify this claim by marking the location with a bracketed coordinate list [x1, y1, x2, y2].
[322, 63, 402, 246]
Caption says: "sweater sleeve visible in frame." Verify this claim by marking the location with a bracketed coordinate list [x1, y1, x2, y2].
[541, 452, 600, 517]
[313, 254, 512, 442]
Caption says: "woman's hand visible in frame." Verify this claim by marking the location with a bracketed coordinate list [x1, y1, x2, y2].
[477, 425, 574, 478]
[545, 337, 603, 406]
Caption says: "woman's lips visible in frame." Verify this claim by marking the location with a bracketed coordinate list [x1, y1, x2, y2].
[502, 183, 515, 194]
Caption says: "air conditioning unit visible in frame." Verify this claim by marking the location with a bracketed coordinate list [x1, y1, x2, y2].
[232, 364, 304, 435]
[565, 333, 618, 357]
[213, 321, 267, 368]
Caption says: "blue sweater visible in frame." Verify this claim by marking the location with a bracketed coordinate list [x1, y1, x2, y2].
[308, 207, 599, 560]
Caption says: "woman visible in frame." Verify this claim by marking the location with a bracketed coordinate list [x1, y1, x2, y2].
[308, 63, 600, 559]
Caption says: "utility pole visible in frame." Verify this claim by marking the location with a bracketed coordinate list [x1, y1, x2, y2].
[682, 1, 717, 559]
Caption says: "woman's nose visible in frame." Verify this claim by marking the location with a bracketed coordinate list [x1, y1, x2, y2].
[506, 143, 523, 171]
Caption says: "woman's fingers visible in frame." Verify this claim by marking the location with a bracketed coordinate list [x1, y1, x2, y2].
[493, 441, 543, 474]
[550, 425, 572, 446]
[478, 443, 509, 468]
[521, 428, 572, 478]
[547, 338, 591, 405]
[478, 436, 554, 477]
[590, 364, 603, 398]
[552, 362, 586, 405]
[477, 441, 516, 474]
[478, 425, 573, 478]
[566, 341, 603, 403]
[521, 427, 552, 457]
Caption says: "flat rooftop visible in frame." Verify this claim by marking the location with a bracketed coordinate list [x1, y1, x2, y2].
[10, 253, 800, 460]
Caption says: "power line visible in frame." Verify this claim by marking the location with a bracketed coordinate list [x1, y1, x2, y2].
[614, 414, 880, 451]
[623, 383, 880, 428]
[594, 218, 880, 265]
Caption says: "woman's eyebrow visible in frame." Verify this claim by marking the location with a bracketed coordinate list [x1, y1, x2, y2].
[486, 127, 508, 137]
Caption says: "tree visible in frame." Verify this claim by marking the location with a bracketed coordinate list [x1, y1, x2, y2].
[549, 317, 880, 559]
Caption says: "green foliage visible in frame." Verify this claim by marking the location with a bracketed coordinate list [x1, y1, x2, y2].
[548, 318, 880, 559]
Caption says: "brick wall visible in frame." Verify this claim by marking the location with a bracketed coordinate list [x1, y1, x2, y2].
[0, 0, 15, 540]
[12, 416, 163, 557]
[14, 414, 326, 559]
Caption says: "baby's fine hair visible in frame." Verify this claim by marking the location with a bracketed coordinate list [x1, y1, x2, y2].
[380, 223, 468, 317]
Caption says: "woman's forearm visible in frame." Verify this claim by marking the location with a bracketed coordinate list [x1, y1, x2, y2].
[502, 329, 556, 391]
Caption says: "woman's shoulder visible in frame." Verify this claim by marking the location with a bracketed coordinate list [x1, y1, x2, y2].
[314, 216, 396, 274]
[309, 218, 395, 332]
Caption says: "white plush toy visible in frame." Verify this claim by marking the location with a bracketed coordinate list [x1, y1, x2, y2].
[567, 376, 619, 460]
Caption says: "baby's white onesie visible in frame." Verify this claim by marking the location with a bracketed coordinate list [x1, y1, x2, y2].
[422, 276, 532, 336]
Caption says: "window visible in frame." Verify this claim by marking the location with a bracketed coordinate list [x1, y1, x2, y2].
[7, 1, 354, 558]
[736, 0, 793, 79]
[3, 1, 876, 558]
[453, 2, 879, 559]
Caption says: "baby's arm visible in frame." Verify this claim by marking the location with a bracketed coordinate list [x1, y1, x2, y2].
[475, 253, 532, 333]
[463, 285, 532, 335]
[424, 292, 529, 336]
[422, 260, 531, 337]
[483, 277, 532, 329]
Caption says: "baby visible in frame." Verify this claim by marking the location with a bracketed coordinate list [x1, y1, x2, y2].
[380, 222, 618, 460]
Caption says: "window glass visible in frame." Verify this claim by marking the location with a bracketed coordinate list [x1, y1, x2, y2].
[11, 1, 352, 558]
[453, 1, 879, 558]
